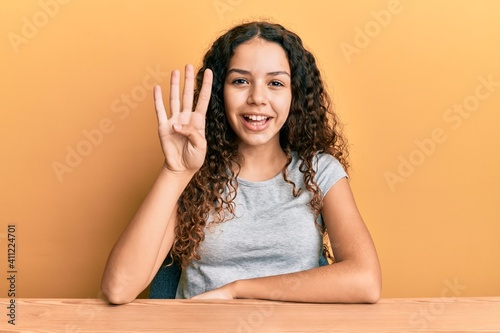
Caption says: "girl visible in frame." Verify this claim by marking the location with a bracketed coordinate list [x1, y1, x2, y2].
[101, 21, 381, 304]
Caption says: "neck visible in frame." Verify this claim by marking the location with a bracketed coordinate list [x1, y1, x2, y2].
[235, 144, 288, 182]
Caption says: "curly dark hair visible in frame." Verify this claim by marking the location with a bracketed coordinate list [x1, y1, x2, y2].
[170, 21, 349, 268]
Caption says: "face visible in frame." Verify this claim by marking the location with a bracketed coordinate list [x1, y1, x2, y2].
[223, 38, 292, 151]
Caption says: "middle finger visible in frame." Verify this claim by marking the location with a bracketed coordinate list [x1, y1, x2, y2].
[182, 64, 195, 113]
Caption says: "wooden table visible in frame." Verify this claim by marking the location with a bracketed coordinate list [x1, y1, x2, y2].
[1, 297, 499, 332]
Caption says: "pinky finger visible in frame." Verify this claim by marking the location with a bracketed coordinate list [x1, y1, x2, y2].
[154, 85, 168, 125]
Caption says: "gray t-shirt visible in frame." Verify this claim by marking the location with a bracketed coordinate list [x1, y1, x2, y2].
[176, 152, 347, 298]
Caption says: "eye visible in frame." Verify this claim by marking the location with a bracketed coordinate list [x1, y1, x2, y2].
[232, 78, 248, 85]
[269, 80, 284, 87]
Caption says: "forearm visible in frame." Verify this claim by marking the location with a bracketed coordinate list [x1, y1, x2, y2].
[233, 260, 381, 303]
[101, 166, 193, 304]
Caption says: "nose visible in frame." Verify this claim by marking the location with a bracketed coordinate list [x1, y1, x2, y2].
[247, 82, 267, 105]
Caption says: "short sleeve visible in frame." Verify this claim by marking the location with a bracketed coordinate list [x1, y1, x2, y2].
[314, 153, 348, 196]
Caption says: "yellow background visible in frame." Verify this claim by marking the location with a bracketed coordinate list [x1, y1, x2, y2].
[1, 0, 499, 299]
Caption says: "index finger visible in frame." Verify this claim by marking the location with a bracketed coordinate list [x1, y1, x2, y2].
[194, 68, 213, 116]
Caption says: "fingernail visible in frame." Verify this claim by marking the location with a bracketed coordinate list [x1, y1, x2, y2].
[173, 124, 182, 131]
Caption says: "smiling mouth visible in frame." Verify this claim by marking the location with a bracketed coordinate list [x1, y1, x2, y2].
[243, 114, 270, 124]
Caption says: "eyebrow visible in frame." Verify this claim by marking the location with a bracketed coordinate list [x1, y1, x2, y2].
[226, 68, 290, 77]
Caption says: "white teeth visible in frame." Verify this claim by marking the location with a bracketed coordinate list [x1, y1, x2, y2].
[244, 115, 269, 121]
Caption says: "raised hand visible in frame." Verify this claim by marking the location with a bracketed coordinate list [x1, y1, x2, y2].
[154, 64, 213, 173]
